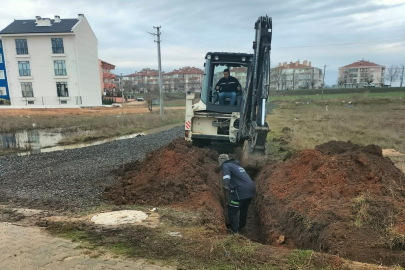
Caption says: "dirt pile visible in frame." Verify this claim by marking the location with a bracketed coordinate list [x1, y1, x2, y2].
[256, 141, 405, 266]
[104, 138, 226, 232]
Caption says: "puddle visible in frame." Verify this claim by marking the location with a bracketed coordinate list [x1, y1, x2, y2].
[0, 123, 182, 156]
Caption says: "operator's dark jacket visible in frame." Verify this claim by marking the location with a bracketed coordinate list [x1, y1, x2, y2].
[221, 159, 256, 201]
[215, 76, 241, 93]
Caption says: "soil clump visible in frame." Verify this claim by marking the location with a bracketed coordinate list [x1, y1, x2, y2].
[256, 140, 405, 266]
[104, 138, 226, 233]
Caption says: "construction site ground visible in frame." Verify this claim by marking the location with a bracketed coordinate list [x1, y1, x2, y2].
[1, 96, 405, 269]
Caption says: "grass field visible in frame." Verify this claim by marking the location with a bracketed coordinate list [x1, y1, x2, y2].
[267, 92, 405, 172]
[269, 91, 405, 102]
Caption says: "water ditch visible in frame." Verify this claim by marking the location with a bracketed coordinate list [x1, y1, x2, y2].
[0, 123, 182, 156]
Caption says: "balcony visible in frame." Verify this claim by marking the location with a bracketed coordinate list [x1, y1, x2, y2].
[104, 83, 116, 89]
[103, 73, 116, 79]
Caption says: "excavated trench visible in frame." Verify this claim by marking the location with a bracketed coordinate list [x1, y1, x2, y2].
[104, 139, 405, 267]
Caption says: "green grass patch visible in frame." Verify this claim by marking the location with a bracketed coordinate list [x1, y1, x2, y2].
[269, 91, 405, 102]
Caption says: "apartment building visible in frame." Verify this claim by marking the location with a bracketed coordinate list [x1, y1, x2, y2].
[338, 60, 385, 87]
[0, 14, 101, 107]
[99, 60, 116, 94]
[270, 60, 323, 90]
[163, 67, 203, 92]
[123, 67, 203, 93]
[123, 68, 160, 93]
[0, 39, 10, 102]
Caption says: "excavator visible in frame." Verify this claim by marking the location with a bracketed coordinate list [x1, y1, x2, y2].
[185, 15, 272, 169]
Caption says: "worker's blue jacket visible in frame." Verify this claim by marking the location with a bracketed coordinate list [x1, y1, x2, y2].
[221, 159, 256, 201]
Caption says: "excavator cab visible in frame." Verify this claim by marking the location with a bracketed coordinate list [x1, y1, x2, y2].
[201, 52, 253, 114]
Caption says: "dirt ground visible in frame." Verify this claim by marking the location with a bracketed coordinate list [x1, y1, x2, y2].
[256, 141, 405, 266]
[104, 138, 227, 233]
[0, 101, 185, 116]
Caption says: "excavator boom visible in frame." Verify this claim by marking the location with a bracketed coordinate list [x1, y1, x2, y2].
[239, 16, 272, 168]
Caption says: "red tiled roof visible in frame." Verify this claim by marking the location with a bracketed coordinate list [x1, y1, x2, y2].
[125, 67, 203, 77]
[100, 59, 115, 69]
[230, 67, 247, 72]
[341, 60, 383, 68]
[165, 66, 203, 75]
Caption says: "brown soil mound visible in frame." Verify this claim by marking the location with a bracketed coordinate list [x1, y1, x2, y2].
[256, 141, 405, 266]
[104, 138, 226, 233]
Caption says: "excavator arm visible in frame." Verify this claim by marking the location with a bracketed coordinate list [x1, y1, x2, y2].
[239, 16, 272, 168]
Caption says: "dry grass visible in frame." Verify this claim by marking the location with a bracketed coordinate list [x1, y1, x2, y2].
[267, 98, 405, 172]
[0, 109, 185, 150]
[267, 97, 405, 177]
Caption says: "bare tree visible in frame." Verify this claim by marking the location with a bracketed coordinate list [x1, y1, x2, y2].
[337, 76, 347, 88]
[281, 71, 288, 90]
[123, 80, 133, 93]
[271, 69, 283, 90]
[400, 65, 404, 88]
[300, 70, 317, 89]
[364, 71, 374, 85]
[385, 65, 400, 86]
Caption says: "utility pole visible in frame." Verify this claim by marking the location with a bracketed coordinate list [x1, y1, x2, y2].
[323, 65, 327, 88]
[149, 26, 164, 118]
[121, 73, 124, 106]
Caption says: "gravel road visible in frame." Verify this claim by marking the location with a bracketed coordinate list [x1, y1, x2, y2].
[0, 127, 183, 209]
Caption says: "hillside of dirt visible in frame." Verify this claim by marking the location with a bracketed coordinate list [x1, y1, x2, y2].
[256, 141, 405, 266]
[104, 138, 226, 233]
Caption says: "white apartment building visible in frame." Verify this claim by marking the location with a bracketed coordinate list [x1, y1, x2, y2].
[338, 60, 385, 87]
[0, 14, 101, 107]
[270, 60, 323, 90]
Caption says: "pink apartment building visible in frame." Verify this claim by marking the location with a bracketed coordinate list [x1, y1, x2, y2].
[99, 60, 116, 94]
[123, 67, 203, 93]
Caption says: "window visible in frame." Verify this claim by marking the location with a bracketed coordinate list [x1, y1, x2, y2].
[15, 39, 28, 54]
[60, 100, 67, 104]
[51, 38, 64, 54]
[0, 70, 4, 79]
[54, 60, 66, 75]
[56, 82, 69, 97]
[0, 53, 2, 63]
[28, 101, 34, 105]
[0, 87, 5, 95]
[21, 82, 34, 97]
[18, 61, 31, 76]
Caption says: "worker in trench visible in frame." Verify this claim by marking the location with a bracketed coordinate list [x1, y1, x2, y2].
[218, 154, 256, 234]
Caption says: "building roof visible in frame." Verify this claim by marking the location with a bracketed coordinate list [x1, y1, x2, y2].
[100, 60, 115, 69]
[125, 67, 203, 77]
[124, 68, 161, 77]
[0, 19, 79, 35]
[341, 60, 384, 68]
[230, 67, 247, 72]
[272, 62, 315, 70]
[165, 66, 203, 75]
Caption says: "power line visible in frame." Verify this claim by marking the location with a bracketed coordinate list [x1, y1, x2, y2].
[274, 37, 405, 49]
[164, 28, 208, 52]
[163, 34, 207, 55]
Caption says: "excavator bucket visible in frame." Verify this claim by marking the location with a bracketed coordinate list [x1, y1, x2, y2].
[240, 140, 267, 170]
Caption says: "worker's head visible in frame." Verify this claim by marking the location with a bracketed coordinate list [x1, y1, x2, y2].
[223, 69, 230, 79]
[218, 154, 229, 166]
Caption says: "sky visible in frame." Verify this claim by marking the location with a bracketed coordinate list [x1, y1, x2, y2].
[0, 0, 405, 86]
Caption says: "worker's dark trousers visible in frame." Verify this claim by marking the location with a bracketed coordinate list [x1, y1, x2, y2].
[228, 197, 253, 233]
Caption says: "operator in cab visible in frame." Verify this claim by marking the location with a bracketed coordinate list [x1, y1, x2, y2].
[215, 69, 241, 106]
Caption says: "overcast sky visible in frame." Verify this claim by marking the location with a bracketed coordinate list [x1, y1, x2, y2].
[1, 0, 405, 86]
